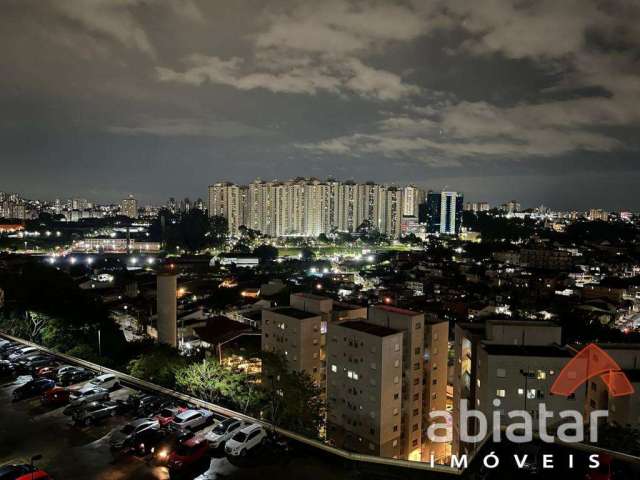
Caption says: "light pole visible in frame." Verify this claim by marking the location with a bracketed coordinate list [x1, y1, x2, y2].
[30, 454, 42, 480]
[97, 329, 102, 357]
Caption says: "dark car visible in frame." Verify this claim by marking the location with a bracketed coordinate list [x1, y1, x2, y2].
[15, 355, 55, 373]
[59, 368, 93, 386]
[0, 360, 17, 380]
[124, 426, 173, 456]
[12, 378, 56, 401]
[135, 395, 169, 415]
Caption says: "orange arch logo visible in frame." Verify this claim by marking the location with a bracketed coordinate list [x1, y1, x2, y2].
[550, 343, 635, 397]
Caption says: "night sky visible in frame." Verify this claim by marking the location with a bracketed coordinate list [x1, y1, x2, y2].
[1, 0, 639, 209]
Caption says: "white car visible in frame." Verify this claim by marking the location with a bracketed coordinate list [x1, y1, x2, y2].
[69, 385, 109, 406]
[224, 424, 267, 457]
[89, 373, 120, 390]
[171, 409, 214, 431]
[205, 418, 243, 449]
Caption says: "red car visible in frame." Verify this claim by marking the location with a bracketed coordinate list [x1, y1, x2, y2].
[168, 436, 208, 472]
[35, 365, 60, 380]
[41, 386, 70, 406]
[0, 464, 52, 480]
[155, 406, 188, 427]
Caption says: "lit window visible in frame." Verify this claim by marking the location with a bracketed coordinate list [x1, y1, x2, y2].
[496, 368, 506, 378]
[527, 388, 536, 400]
[331, 364, 337, 373]
[537, 370, 546, 380]
[496, 389, 506, 398]
[517, 388, 524, 395]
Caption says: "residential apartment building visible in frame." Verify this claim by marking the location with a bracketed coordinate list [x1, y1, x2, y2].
[326, 320, 405, 458]
[207, 178, 424, 239]
[452, 319, 567, 456]
[261, 306, 322, 383]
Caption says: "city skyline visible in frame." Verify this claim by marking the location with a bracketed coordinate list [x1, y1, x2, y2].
[1, 1, 639, 209]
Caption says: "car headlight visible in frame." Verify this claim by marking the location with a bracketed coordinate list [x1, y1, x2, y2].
[157, 449, 169, 460]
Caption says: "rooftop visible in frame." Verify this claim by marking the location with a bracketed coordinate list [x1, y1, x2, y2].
[291, 292, 330, 301]
[374, 304, 422, 316]
[339, 320, 400, 337]
[271, 307, 319, 320]
[482, 344, 571, 358]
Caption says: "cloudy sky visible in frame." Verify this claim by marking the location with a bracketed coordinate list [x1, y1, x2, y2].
[1, 0, 639, 209]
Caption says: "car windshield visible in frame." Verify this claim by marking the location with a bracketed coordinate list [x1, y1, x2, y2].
[212, 424, 227, 434]
[159, 409, 173, 417]
[121, 425, 135, 434]
[232, 432, 247, 442]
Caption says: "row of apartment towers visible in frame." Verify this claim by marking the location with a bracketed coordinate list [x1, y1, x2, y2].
[208, 179, 426, 239]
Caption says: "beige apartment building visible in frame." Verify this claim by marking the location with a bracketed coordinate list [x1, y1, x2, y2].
[582, 343, 640, 427]
[261, 306, 322, 383]
[423, 315, 449, 461]
[452, 319, 565, 456]
[367, 305, 425, 461]
[326, 320, 404, 458]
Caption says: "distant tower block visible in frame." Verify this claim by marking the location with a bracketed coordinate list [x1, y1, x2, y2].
[157, 272, 177, 347]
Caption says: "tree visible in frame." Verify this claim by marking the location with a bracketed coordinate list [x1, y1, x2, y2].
[253, 244, 278, 262]
[261, 352, 325, 438]
[128, 345, 187, 388]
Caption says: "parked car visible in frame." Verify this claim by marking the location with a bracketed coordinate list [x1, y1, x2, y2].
[41, 386, 71, 407]
[16, 355, 55, 373]
[35, 365, 62, 380]
[205, 418, 243, 449]
[89, 373, 120, 390]
[110, 418, 161, 449]
[0, 360, 17, 380]
[153, 430, 195, 464]
[68, 385, 109, 406]
[170, 409, 214, 431]
[168, 435, 209, 472]
[59, 368, 94, 386]
[0, 464, 52, 480]
[224, 424, 267, 457]
[155, 406, 188, 427]
[56, 365, 80, 378]
[124, 427, 173, 456]
[0, 344, 23, 359]
[12, 378, 55, 401]
[7, 346, 39, 362]
[72, 400, 120, 426]
[136, 395, 170, 416]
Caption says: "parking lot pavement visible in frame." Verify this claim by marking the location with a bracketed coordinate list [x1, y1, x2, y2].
[0, 372, 363, 480]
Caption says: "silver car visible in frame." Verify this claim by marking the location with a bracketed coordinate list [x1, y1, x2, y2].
[69, 385, 109, 406]
[171, 409, 214, 431]
[72, 400, 119, 426]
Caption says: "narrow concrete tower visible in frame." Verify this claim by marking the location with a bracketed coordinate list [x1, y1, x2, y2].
[156, 272, 177, 347]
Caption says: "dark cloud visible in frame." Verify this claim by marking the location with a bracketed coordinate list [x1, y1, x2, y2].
[0, 0, 638, 209]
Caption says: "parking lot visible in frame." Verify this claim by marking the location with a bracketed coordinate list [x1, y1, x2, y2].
[0, 339, 374, 480]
